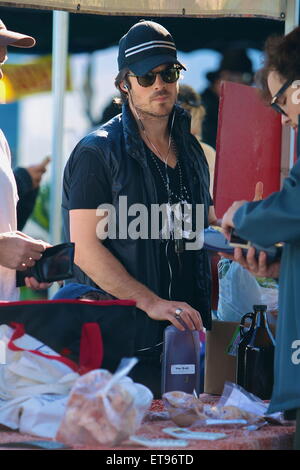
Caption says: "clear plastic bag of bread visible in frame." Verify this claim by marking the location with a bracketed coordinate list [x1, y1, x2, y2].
[162, 390, 208, 426]
[56, 357, 153, 447]
[203, 382, 284, 425]
[163, 383, 284, 427]
[162, 390, 258, 427]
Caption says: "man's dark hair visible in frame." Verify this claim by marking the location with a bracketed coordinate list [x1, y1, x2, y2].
[114, 67, 130, 104]
[256, 26, 300, 102]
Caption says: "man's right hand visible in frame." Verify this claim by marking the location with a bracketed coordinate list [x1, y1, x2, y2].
[142, 297, 203, 332]
[0, 231, 47, 271]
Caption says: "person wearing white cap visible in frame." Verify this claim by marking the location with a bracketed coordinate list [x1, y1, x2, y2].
[63, 20, 217, 396]
[0, 19, 49, 300]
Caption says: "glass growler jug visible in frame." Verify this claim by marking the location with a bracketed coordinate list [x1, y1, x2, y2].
[236, 305, 275, 400]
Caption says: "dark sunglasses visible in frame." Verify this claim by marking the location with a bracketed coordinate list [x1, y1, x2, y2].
[270, 78, 293, 116]
[127, 66, 181, 88]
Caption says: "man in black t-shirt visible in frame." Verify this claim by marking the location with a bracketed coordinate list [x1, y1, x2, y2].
[62, 20, 217, 396]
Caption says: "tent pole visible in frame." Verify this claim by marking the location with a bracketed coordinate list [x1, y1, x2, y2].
[285, 0, 300, 33]
[49, 10, 69, 297]
[50, 10, 69, 245]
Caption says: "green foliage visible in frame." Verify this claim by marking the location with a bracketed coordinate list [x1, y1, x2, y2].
[20, 285, 48, 300]
[256, 277, 279, 289]
[31, 183, 50, 231]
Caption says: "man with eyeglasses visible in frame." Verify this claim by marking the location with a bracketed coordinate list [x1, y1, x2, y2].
[62, 20, 217, 395]
[270, 79, 294, 118]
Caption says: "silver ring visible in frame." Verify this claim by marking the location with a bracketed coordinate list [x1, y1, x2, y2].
[175, 308, 183, 320]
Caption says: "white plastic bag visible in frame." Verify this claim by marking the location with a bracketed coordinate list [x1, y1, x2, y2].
[217, 259, 278, 322]
[0, 394, 69, 437]
[0, 324, 79, 437]
[56, 358, 153, 447]
[0, 324, 79, 400]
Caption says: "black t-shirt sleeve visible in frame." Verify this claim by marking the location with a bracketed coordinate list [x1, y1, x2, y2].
[66, 142, 112, 210]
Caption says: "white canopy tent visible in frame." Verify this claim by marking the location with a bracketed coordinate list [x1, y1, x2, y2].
[0, 1, 289, 18]
[0, 0, 298, 255]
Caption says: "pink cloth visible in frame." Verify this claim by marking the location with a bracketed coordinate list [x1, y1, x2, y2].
[0, 398, 295, 450]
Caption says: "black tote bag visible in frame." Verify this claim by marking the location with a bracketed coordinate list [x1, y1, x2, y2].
[0, 299, 136, 373]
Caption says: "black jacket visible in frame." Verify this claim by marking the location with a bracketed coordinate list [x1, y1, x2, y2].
[14, 167, 39, 230]
[62, 103, 213, 351]
[201, 87, 219, 149]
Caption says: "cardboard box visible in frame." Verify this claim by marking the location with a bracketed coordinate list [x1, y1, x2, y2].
[204, 319, 277, 396]
[204, 320, 238, 395]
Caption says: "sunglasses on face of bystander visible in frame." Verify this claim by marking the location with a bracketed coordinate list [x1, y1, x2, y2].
[270, 78, 294, 116]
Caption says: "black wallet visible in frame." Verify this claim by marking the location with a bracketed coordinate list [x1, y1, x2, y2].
[16, 242, 75, 287]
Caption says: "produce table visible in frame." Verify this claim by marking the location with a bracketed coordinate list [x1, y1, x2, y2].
[0, 396, 295, 450]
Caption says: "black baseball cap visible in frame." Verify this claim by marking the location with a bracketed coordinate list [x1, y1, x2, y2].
[118, 20, 185, 75]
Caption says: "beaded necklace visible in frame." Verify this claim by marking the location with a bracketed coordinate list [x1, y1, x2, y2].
[149, 144, 190, 204]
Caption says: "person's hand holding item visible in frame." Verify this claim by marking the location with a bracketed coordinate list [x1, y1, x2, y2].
[0, 231, 52, 290]
[219, 181, 280, 279]
[24, 276, 52, 290]
[26, 156, 51, 189]
[0, 231, 47, 271]
[221, 200, 247, 240]
[233, 246, 280, 279]
[218, 241, 281, 281]
[221, 181, 264, 239]
[141, 297, 203, 332]
[18, 232, 52, 290]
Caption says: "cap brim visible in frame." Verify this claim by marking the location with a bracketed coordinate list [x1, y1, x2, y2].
[129, 54, 186, 75]
[0, 29, 35, 48]
[52, 283, 100, 300]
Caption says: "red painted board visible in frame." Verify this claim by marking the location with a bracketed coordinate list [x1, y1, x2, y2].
[213, 81, 282, 219]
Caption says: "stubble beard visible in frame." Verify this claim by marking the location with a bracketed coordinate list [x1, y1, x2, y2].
[131, 90, 176, 121]
[135, 105, 171, 120]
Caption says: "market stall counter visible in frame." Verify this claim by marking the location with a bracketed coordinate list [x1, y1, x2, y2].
[0, 397, 295, 450]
